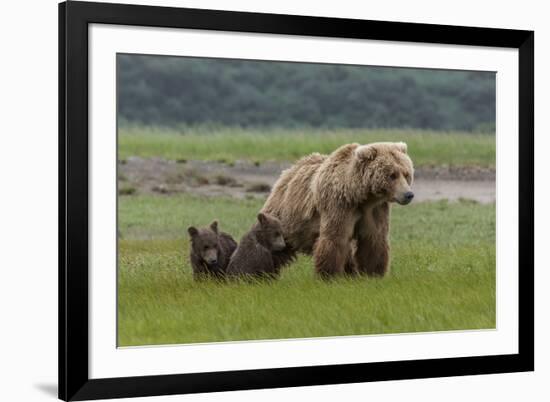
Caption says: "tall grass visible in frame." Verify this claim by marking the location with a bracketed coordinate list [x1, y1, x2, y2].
[118, 195, 495, 346]
[118, 126, 495, 167]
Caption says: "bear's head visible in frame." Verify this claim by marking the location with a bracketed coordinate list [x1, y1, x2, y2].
[188, 220, 222, 266]
[255, 212, 286, 251]
[354, 142, 415, 205]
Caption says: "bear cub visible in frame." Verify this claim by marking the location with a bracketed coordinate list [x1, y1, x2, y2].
[226, 212, 286, 279]
[188, 220, 237, 280]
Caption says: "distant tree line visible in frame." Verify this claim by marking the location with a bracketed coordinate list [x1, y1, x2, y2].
[117, 54, 495, 132]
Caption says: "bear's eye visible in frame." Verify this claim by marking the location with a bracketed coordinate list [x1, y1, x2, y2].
[203, 245, 208, 251]
[389, 172, 398, 180]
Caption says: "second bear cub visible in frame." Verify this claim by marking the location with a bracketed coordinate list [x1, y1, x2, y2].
[227, 212, 286, 278]
[188, 220, 237, 280]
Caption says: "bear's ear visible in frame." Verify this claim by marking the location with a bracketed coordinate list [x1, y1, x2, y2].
[257, 212, 268, 226]
[355, 144, 378, 162]
[395, 142, 408, 154]
[187, 226, 199, 237]
[210, 220, 219, 234]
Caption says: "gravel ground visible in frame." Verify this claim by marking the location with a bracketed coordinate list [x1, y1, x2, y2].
[118, 157, 495, 203]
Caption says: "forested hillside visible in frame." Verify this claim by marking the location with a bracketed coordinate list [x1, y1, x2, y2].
[117, 54, 495, 131]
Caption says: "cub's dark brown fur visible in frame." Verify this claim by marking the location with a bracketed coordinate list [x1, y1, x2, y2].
[188, 220, 237, 280]
[226, 213, 286, 279]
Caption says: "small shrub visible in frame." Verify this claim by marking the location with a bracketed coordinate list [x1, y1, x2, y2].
[165, 172, 185, 185]
[195, 176, 210, 185]
[184, 168, 210, 186]
[457, 197, 479, 205]
[246, 182, 271, 193]
[214, 174, 238, 186]
[119, 185, 136, 195]
[152, 184, 167, 194]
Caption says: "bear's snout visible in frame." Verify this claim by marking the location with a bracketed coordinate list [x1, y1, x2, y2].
[203, 248, 219, 266]
[398, 191, 414, 205]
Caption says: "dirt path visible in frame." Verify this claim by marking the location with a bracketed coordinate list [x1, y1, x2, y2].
[412, 179, 494, 204]
[119, 157, 495, 204]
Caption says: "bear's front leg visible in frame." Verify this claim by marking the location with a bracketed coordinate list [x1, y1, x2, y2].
[355, 203, 390, 277]
[313, 212, 356, 278]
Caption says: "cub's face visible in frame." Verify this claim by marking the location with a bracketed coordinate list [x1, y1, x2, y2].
[188, 221, 220, 266]
[257, 212, 286, 251]
[355, 142, 415, 205]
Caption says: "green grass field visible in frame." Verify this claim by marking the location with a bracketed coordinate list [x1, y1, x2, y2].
[119, 126, 495, 167]
[118, 194, 495, 347]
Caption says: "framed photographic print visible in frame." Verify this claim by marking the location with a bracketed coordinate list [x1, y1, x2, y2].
[59, 1, 534, 400]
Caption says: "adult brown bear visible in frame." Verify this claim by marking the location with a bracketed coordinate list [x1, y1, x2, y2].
[262, 142, 414, 278]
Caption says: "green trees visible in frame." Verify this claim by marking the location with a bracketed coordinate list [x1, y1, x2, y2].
[117, 54, 495, 131]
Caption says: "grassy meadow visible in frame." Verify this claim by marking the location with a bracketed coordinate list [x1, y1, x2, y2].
[119, 126, 495, 167]
[118, 194, 495, 347]
[116, 55, 497, 347]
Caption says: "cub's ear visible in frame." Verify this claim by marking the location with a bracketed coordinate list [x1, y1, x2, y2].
[257, 212, 268, 226]
[210, 220, 219, 234]
[395, 142, 408, 154]
[187, 226, 199, 237]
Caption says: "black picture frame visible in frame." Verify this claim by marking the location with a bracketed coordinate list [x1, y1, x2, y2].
[59, 1, 534, 400]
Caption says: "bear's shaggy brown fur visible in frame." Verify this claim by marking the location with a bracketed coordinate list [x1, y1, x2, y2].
[188, 220, 237, 280]
[226, 213, 286, 279]
[262, 142, 414, 278]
